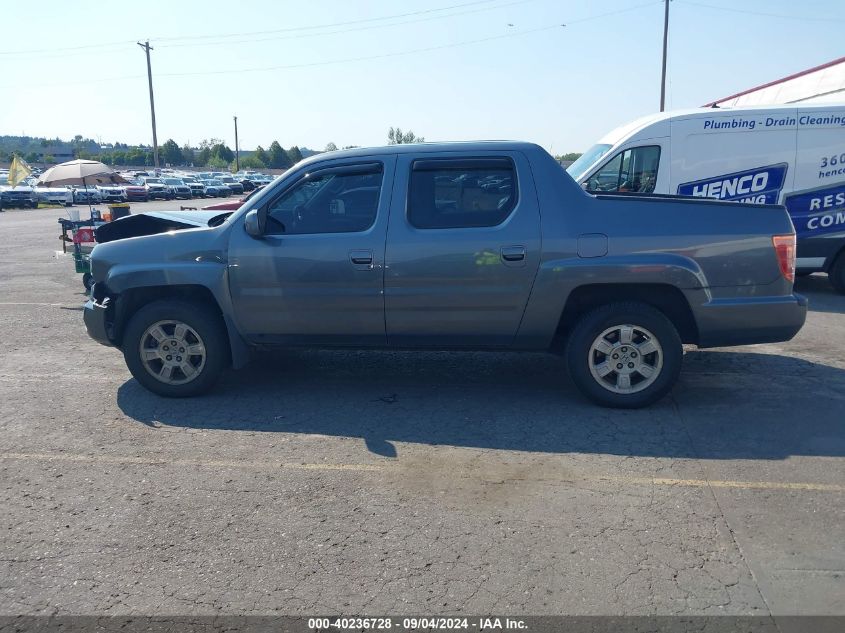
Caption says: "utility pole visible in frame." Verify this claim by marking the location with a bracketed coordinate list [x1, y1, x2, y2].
[137, 40, 160, 169]
[659, 0, 670, 112]
[233, 116, 240, 172]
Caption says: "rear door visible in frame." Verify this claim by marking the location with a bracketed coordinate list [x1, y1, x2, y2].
[384, 151, 541, 347]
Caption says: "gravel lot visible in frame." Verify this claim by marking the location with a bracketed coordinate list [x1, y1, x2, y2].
[0, 202, 843, 619]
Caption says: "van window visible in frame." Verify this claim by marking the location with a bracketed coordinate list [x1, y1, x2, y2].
[586, 146, 661, 194]
[567, 143, 612, 181]
[408, 158, 517, 229]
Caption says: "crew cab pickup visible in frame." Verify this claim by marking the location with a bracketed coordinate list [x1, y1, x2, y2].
[83, 142, 807, 407]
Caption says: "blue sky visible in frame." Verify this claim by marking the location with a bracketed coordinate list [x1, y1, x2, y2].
[2, 0, 843, 154]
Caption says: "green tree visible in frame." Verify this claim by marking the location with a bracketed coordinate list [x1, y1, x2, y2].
[210, 143, 234, 164]
[206, 156, 229, 169]
[287, 146, 303, 164]
[161, 139, 183, 166]
[196, 147, 211, 166]
[238, 155, 267, 169]
[558, 152, 582, 162]
[181, 144, 194, 165]
[324, 142, 338, 152]
[44, 154, 56, 164]
[254, 145, 269, 166]
[268, 141, 292, 169]
[24, 151, 39, 163]
[388, 127, 424, 144]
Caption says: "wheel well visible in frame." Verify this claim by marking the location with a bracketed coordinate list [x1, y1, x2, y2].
[556, 284, 699, 345]
[113, 285, 224, 348]
[827, 246, 845, 272]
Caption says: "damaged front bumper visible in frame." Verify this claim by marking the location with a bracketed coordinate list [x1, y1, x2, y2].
[83, 297, 113, 346]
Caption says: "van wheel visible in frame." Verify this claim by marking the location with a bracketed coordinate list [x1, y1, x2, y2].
[122, 300, 228, 397]
[829, 253, 845, 294]
[565, 302, 683, 408]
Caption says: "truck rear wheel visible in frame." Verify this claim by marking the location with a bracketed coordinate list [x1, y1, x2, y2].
[829, 253, 845, 294]
[122, 300, 228, 397]
[565, 302, 682, 408]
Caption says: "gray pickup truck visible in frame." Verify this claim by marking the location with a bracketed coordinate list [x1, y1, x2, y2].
[83, 142, 807, 407]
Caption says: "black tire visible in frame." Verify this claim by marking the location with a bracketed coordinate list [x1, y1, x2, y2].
[565, 302, 683, 408]
[829, 252, 845, 294]
[82, 272, 93, 291]
[122, 299, 229, 397]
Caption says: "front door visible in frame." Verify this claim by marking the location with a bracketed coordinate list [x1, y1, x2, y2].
[384, 152, 541, 347]
[228, 157, 395, 346]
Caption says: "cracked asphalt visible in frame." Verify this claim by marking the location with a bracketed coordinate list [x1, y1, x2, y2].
[0, 202, 843, 618]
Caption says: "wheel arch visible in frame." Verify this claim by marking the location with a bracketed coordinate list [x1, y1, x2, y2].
[555, 283, 699, 346]
[108, 283, 249, 369]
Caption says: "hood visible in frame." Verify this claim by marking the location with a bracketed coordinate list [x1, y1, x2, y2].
[95, 210, 232, 243]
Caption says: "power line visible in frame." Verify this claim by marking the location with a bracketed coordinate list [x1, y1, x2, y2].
[678, 0, 845, 23]
[0, 2, 661, 88]
[154, 0, 500, 43]
[157, 0, 538, 50]
[156, 23, 567, 79]
[0, 0, 501, 56]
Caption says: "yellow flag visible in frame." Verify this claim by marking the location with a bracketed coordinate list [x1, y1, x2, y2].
[8, 155, 32, 186]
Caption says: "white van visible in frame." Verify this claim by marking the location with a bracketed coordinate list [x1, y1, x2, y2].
[567, 103, 845, 292]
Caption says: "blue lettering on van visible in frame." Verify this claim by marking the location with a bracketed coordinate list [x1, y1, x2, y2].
[677, 163, 788, 205]
[784, 182, 845, 238]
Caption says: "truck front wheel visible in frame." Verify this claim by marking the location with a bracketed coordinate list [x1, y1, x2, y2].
[122, 300, 229, 397]
[565, 302, 683, 408]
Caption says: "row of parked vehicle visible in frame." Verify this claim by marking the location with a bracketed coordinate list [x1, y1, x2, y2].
[0, 169, 275, 208]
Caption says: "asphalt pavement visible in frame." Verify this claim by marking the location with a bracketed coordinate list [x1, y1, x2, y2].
[0, 202, 843, 621]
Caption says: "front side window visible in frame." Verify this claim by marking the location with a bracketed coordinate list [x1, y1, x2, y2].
[265, 166, 383, 235]
[408, 158, 517, 229]
[585, 145, 660, 194]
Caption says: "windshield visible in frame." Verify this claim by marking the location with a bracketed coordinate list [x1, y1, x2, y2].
[164, 179, 183, 185]
[566, 144, 613, 182]
[145, 178, 163, 184]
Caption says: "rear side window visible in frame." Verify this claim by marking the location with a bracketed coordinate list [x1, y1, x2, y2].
[408, 158, 517, 229]
[586, 145, 661, 194]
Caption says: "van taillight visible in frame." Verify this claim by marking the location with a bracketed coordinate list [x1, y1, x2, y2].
[773, 234, 796, 283]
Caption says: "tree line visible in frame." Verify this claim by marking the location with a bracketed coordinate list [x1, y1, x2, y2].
[1, 128, 583, 170]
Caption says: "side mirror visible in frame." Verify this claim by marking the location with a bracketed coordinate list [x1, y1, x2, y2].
[244, 209, 264, 238]
[580, 181, 589, 191]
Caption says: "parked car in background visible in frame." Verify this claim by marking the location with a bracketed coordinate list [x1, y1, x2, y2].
[216, 176, 245, 195]
[97, 185, 127, 203]
[123, 184, 149, 202]
[180, 176, 207, 198]
[71, 185, 102, 205]
[238, 177, 257, 192]
[163, 178, 193, 200]
[35, 186, 73, 206]
[200, 179, 230, 197]
[0, 183, 38, 208]
[138, 177, 171, 200]
[201, 185, 264, 210]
